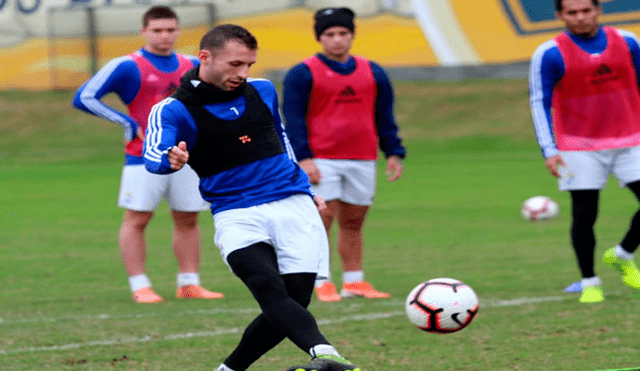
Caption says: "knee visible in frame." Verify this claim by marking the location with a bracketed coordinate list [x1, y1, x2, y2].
[173, 212, 199, 230]
[244, 274, 287, 303]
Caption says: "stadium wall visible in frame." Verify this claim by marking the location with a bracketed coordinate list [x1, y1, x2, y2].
[1, 0, 640, 90]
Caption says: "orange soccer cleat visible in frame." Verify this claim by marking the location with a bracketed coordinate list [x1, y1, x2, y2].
[132, 287, 164, 303]
[341, 281, 391, 299]
[315, 281, 342, 302]
[176, 285, 224, 299]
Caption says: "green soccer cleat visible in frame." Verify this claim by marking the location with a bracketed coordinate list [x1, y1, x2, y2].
[603, 247, 640, 289]
[578, 286, 604, 303]
[285, 354, 361, 371]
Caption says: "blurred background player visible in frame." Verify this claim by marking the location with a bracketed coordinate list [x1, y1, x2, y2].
[283, 7, 406, 302]
[529, 0, 640, 303]
[144, 24, 360, 371]
[72, 5, 223, 303]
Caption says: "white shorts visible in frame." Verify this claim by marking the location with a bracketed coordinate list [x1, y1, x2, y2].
[118, 164, 209, 212]
[213, 194, 330, 279]
[312, 159, 376, 205]
[558, 146, 640, 191]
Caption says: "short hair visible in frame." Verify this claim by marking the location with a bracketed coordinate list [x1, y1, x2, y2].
[199, 24, 258, 54]
[555, 0, 600, 11]
[142, 6, 178, 27]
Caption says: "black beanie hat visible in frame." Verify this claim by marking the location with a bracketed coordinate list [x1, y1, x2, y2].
[313, 7, 355, 40]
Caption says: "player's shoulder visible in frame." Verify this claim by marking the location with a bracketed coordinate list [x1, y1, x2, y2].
[152, 97, 187, 117]
[101, 55, 137, 71]
[248, 77, 276, 93]
[532, 39, 559, 58]
[248, 78, 279, 105]
[615, 28, 640, 46]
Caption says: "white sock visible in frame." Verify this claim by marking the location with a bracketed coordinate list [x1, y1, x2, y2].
[581, 276, 602, 288]
[342, 271, 364, 284]
[129, 274, 152, 293]
[615, 245, 634, 260]
[177, 272, 200, 288]
[216, 364, 235, 371]
[315, 274, 331, 288]
[309, 344, 340, 358]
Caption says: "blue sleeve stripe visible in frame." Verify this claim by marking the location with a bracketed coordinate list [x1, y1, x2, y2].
[145, 98, 173, 162]
[529, 41, 558, 158]
[79, 56, 133, 129]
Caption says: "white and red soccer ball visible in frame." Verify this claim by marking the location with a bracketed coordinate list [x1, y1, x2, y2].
[521, 196, 559, 221]
[405, 278, 479, 334]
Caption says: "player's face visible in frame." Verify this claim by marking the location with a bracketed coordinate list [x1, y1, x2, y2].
[556, 0, 602, 37]
[198, 40, 257, 91]
[141, 18, 180, 56]
[318, 26, 354, 62]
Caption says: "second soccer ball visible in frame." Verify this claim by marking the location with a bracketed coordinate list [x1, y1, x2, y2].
[521, 195, 559, 221]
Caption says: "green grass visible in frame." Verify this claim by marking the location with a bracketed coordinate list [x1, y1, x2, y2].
[2, 80, 640, 371]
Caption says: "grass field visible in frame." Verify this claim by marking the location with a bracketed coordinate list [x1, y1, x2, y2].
[2, 80, 640, 371]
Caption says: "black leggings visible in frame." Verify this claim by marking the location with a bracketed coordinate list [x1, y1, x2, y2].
[224, 242, 329, 371]
[570, 180, 640, 278]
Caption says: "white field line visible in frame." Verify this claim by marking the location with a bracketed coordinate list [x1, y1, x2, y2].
[0, 294, 570, 355]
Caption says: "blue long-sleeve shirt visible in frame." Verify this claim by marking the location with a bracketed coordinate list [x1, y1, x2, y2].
[529, 27, 640, 158]
[72, 48, 198, 163]
[282, 53, 406, 161]
[144, 78, 312, 214]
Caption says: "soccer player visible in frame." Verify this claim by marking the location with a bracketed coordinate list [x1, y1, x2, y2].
[72, 6, 223, 303]
[529, 0, 640, 303]
[282, 7, 406, 302]
[143, 24, 360, 371]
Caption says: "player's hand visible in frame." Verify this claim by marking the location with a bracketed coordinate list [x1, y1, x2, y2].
[386, 155, 403, 182]
[136, 126, 145, 141]
[168, 141, 189, 170]
[545, 155, 566, 178]
[313, 195, 326, 211]
[299, 158, 321, 185]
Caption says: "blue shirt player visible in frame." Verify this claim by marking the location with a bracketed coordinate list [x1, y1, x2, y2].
[144, 24, 361, 371]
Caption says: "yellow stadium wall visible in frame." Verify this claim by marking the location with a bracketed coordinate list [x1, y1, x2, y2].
[2, 1, 640, 90]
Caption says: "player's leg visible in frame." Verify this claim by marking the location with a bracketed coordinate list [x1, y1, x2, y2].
[221, 243, 336, 370]
[602, 147, 640, 288]
[336, 160, 388, 298]
[559, 151, 609, 302]
[311, 159, 342, 302]
[117, 164, 164, 303]
[569, 190, 604, 303]
[167, 165, 222, 299]
[119, 209, 154, 277]
[314, 200, 341, 301]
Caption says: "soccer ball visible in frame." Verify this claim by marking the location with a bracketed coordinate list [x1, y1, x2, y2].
[521, 196, 559, 221]
[405, 278, 479, 334]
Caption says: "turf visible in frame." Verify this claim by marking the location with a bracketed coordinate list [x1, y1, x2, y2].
[2, 80, 640, 371]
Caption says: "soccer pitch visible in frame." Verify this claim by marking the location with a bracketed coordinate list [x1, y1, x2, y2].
[2, 80, 640, 371]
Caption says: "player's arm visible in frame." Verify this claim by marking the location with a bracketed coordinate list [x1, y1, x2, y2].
[529, 41, 565, 160]
[530, 42, 567, 177]
[144, 98, 196, 174]
[282, 63, 314, 161]
[371, 62, 406, 160]
[72, 57, 142, 141]
[620, 29, 640, 91]
[371, 62, 406, 181]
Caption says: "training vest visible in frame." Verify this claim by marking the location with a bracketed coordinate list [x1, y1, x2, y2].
[304, 55, 378, 160]
[183, 84, 285, 178]
[126, 51, 193, 157]
[553, 27, 640, 151]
